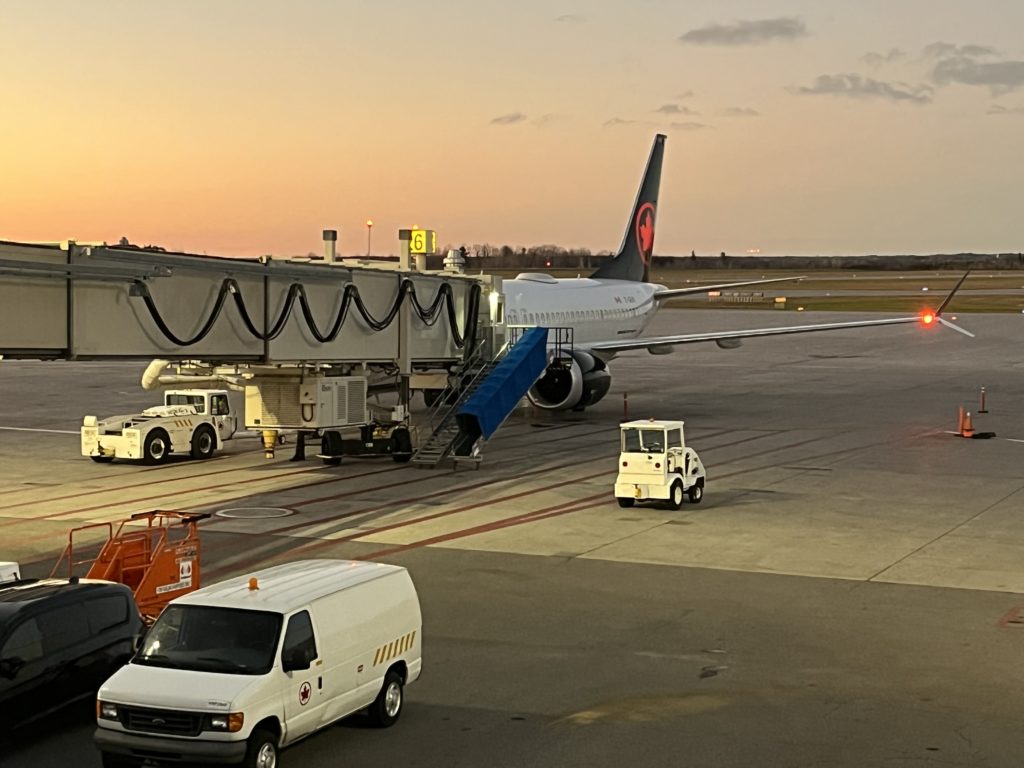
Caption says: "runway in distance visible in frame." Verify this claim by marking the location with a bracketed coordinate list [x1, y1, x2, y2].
[502, 134, 973, 411]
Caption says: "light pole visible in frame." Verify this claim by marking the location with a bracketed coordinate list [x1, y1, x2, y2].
[366, 219, 373, 257]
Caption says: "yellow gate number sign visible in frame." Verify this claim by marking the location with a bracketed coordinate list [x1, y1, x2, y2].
[410, 229, 436, 255]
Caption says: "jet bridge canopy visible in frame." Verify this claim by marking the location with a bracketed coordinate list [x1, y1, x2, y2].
[0, 240, 485, 366]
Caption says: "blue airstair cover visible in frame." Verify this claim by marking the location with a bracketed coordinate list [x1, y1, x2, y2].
[456, 327, 549, 440]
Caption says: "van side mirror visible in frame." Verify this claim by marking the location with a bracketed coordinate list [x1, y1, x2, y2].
[282, 648, 311, 672]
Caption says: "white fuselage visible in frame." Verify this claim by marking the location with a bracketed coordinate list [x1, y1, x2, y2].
[502, 274, 663, 352]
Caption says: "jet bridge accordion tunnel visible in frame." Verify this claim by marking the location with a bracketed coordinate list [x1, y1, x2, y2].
[0, 240, 483, 365]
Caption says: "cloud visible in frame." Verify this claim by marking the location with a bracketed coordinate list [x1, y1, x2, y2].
[987, 104, 1024, 115]
[555, 14, 585, 23]
[531, 113, 560, 127]
[490, 113, 527, 125]
[679, 17, 806, 46]
[923, 42, 998, 59]
[932, 55, 1024, 95]
[670, 121, 710, 131]
[603, 117, 637, 127]
[791, 73, 933, 104]
[655, 104, 699, 115]
[861, 48, 905, 67]
[720, 106, 760, 117]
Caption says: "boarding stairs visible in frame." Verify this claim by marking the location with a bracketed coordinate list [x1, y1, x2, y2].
[411, 344, 499, 467]
[411, 326, 550, 467]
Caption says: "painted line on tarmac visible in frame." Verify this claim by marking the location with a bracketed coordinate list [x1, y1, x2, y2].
[202, 429, 838, 570]
[0, 448, 320, 514]
[0, 426, 78, 434]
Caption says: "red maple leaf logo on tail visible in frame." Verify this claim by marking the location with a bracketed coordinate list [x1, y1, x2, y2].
[635, 202, 656, 264]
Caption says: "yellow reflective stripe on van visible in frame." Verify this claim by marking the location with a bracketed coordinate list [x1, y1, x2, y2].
[373, 631, 417, 667]
[171, 419, 194, 428]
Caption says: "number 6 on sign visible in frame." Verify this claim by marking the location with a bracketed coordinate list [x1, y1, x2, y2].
[409, 229, 435, 255]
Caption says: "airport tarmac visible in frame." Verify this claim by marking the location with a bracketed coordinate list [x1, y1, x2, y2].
[2, 309, 1024, 767]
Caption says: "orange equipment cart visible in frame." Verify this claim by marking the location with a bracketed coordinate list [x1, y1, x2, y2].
[51, 510, 209, 622]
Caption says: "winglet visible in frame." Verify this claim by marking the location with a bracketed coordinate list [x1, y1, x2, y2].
[934, 270, 973, 337]
[936, 269, 970, 316]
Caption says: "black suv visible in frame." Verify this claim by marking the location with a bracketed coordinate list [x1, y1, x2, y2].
[0, 578, 144, 730]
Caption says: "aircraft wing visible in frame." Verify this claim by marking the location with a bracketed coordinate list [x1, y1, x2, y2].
[592, 270, 974, 354]
[589, 315, 972, 354]
[653, 275, 803, 300]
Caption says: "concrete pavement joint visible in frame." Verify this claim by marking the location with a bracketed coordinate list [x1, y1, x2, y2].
[866, 484, 1024, 585]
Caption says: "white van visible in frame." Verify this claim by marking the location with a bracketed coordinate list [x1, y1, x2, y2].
[94, 559, 422, 768]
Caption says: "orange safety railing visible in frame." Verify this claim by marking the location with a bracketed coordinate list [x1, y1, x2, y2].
[51, 510, 210, 622]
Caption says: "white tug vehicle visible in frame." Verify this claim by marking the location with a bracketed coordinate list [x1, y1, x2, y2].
[614, 419, 706, 509]
[81, 389, 237, 464]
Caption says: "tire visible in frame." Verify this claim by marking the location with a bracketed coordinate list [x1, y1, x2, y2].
[617, 497, 634, 508]
[243, 729, 278, 768]
[320, 433, 342, 465]
[390, 427, 413, 463]
[669, 481, 684, 510]
[142, 429, 170, 465]
[90, 456, 114, 463]
[101, 753, 140, 768]
[688, 481, 704, 504]
[190, 424, 217, 460]
[422, 389, 443, 408]
[368, 669, 404, 728]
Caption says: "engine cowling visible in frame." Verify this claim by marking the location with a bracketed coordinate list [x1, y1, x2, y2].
[528, 351, 612, 411]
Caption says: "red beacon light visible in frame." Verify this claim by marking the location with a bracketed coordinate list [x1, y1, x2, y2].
[920, 310, 936, 327]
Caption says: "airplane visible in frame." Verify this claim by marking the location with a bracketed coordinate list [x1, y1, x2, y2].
[500, 133, 973, 411]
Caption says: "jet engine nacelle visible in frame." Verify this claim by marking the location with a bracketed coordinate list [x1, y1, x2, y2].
[528, 351, 612, 411]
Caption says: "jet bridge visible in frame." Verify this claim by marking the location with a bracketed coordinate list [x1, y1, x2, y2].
[0, 239, 487, 368]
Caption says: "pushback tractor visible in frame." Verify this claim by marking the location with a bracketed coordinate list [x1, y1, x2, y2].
[82, 389, 237, 464]
[614, 419, 706, 509]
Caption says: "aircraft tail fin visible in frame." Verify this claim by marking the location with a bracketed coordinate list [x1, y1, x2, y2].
[590, 134, 665, 283]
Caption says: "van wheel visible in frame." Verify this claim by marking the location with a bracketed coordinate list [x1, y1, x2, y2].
[142, 429, 170, 464]
[369, 669, 404, 728]
[668, 481, 684, 510]
[688, 482, 704, 504]
[243, 729, 278, 768]
[190, 424, 217, 459]
[616, 497, 634, 508]
[101, 754, 140, 768]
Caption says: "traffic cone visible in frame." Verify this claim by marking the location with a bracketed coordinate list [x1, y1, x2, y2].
[961, 411, 975, 438]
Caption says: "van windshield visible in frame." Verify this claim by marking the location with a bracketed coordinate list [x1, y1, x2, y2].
[134, 605, 282, 675]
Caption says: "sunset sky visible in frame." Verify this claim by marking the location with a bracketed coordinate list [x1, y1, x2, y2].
[2, 1, 1023, 258]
